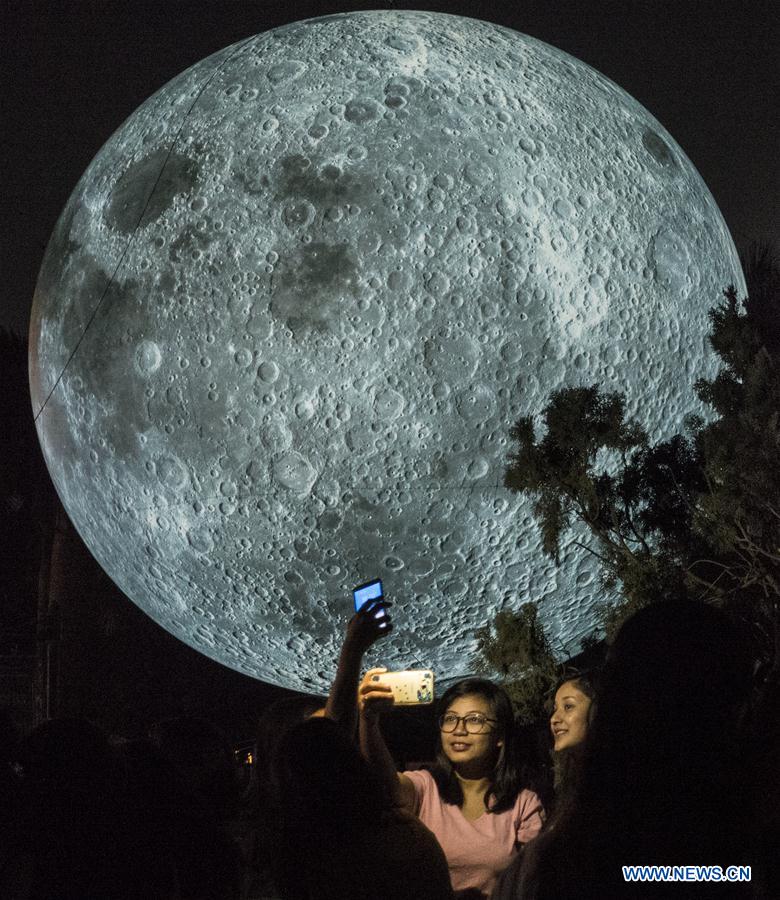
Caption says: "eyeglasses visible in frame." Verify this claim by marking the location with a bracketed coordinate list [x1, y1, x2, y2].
[438, 713, 497, 734]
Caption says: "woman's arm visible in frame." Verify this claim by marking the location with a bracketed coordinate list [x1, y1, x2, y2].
[358, 669, 417, 812]
[324, 599, 393, 737]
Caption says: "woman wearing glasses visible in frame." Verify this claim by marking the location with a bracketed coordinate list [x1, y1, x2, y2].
[360, 675, 544, 899]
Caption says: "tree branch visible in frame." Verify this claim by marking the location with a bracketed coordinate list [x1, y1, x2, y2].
[571, 539, 610, 565]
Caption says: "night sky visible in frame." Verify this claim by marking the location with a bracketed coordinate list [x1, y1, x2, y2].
[3, 0, 778, 339]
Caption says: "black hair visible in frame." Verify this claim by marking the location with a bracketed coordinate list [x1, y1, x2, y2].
[509, 600, 760, 899]
[269, 717, 388, 836]
[148, 715, 238, 806]
[255, 694, 327, 770]
[551, 668, 598, 704]
[429, 677, 524, 814]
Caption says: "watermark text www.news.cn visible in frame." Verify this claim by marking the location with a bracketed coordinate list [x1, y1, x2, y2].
[622, 865, 751, 883]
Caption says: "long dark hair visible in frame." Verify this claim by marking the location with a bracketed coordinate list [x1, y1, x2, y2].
[270, 717, 388, 837]
[429, 677, 524, 814]
[546, 669, 599, 809]
[509, 600, 759, 899]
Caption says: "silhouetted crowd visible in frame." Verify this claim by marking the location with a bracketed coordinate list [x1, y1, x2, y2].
[1, 598, 777, 899]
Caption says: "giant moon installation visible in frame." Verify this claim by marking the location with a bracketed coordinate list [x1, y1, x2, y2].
[30, 11, 744, 692]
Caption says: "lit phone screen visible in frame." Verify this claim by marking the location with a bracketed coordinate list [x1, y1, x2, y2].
[353, 579, 386, 619]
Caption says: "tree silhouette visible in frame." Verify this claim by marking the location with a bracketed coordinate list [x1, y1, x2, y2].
[500, 244, 780, 670]
[471, 603, 559, 724]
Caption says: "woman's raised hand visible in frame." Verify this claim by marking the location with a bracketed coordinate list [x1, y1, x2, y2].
[345, 599, 393, 654]
[359, 667, 395, 721]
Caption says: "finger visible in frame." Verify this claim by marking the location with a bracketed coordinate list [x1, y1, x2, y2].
[361, 596, 392, 608]
[359, 679, 393, 694]
[359, 598, 392, 615]
[359, 686, 395, 704]
[362, 693, 393, 706]
[359, 684, 393, 700]
[362, 688, 394, 700]
[360, 691, 395, 709]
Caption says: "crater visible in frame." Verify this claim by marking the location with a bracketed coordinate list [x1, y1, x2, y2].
[272, 451, 318, 493]
[135, 340, 162, 375]
[344, 97, 381, 124]
[267, 59, 307, 84]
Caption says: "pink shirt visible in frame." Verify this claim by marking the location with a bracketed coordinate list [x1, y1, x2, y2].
[404, 768, 544, 898]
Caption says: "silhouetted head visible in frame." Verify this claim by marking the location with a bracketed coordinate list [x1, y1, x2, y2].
[17, 717, 120, 793]
[117, 736, 183, 814]
[592, 599, 752, 776]
[149, 715, 237, 805]
[269, 716, 386, 836]
[255, 694, 327, 771]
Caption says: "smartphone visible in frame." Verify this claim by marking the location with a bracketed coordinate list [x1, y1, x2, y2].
[353, 578, 387, 623]
[369, 669, 435, 705]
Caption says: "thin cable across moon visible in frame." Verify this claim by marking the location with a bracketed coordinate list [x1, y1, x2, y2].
[34, 37, 255, 423]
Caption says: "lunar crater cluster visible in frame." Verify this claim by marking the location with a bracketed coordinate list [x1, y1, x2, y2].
[30, 12, 744, 692]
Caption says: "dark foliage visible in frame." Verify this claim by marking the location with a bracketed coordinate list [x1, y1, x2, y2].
[501, 244, 780, 667]
[472, 604, 558, 724]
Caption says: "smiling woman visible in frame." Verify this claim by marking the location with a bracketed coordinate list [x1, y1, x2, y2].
[360, 675, 544, 899]
[549, 672, 597, 753]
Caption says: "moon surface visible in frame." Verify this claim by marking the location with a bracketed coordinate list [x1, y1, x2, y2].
[30, 11, 744, 693]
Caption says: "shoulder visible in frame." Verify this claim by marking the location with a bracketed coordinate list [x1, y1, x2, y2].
[401, 768, 443, 815]
[382, 806, 438, 844]
[514, 789, 545, 842]
[516, 788, 544, 811]
[402, 767, 437, 796]
[378, 809, 455, 899]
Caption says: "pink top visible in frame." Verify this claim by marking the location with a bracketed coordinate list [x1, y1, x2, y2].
[404, 768, 544, 898]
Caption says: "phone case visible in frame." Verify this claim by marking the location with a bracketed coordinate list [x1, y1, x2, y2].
[370, 669, 435, 705]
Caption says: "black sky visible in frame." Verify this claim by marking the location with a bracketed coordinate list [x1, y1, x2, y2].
[3, 0, 778, 339]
